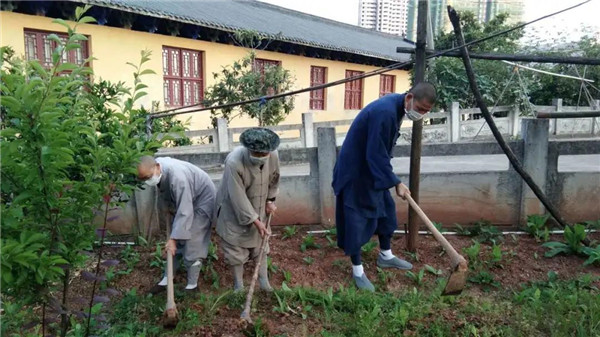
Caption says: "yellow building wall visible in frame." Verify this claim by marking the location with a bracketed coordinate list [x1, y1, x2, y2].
[1, 11, 411, 134]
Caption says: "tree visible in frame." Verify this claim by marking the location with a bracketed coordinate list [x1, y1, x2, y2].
[425, 12, 537, 113]
[204, 30, 295, 126]
[0, 6, 173, 336]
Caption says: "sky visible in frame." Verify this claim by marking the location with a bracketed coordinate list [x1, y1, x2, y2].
[258, 0, 600, 41]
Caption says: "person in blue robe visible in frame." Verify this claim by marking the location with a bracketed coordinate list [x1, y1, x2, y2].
[332, 82, 437, 291]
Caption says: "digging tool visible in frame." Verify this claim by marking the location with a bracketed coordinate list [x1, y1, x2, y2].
[240, 213, 272, 324]
[406, 194, 468, 295]
[162, 231, 179, 328]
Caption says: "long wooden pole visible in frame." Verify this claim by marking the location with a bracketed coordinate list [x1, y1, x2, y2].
[406, 0, 429, 252]
[447, 6, 590, 246]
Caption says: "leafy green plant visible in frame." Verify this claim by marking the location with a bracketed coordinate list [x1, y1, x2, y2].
[525, 214, 551, 242]
[542, 224, 587, 257]
[468, 271, 500, 290]
[361, 241, 378, 255]
[582, 245, 600, 266]
[204, 49, 295, 127]
[455, 221, 503, 244]
[303, 256, 315, 265]
[463, 241, 481, 263]
[0, 6, 171, 335]
[300, 234, 321, 252]
[405, 269, 425, 286]
[267, 256, 279, 274]
[149, 242, 164, 269]
[490, 244, 504, 267]
[281, 225, 298, 240]
[584, 220, 600, 230]
[202, 242, 220, 289]
[424, 264, 443, 275]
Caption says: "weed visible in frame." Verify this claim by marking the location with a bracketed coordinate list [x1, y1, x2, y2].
[332, 259, 347, 271]
[377, 267, 393, 285]
[584, 220, 600, 230]
[267, 256, 279, 274]
[303, 256, 315, 265]
[525, 214, 551, 241]
[403, 250, 420, 262]
[325, 234, 337, 248]
[424, 264, 442, 275]
[361, 241, 378, 255]
[405, 269, 425, 286]
[455, 221, 503, 244]
[301, 234, 321, 252]
[468, 271, 500, 290]
[490, 244, 503, 267]
[202, 242, 220, 289]
[282, 225, 298, 240]
[149, 242, 163, 269]
[463, 241, 481, 263]
[118, 245, 140, 276]
[542, 223, 587, 257]
[583, 245, 600, 266]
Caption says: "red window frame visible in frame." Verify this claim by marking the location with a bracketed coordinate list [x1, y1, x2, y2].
[379, 74, 395, 97]
[344, 70, 364, 110]
[162, 46, 204, 107]
[253, 58, 281, 95]
[309, 66, 327, 110]
[24, 29, 90, 68]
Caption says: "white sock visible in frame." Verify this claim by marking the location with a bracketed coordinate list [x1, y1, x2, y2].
[380, 249, 395, 260]
[352, 264, 364, 277]
[185, 283, 197, 290]
[158, 276, 168, 286]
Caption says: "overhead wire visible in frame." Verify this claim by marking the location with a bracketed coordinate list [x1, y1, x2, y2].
[150, 0, 592, 120]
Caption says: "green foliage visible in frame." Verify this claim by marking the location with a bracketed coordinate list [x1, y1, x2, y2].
[281, 225, 298, 240]
[303, 256, 315, 265]
[0, 6, 170, 335]
[300, 234, 321, 252]
[149, 242, 163, 269]
[361, 240, 378, 255]
[424, 264, 442, 275]
[525, 214, 551, 242]
[542, 224, 587, 257]
[425, 12, 533, 111]
[455, 221, 503, 245]
[405, 269, 425, 286]
[204, 51, 295, 126]
[583, 245, 600, 266]
[202, 242, 220, 289]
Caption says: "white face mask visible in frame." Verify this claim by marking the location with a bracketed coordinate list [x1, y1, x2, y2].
[405, 97, 425, 121]
[145, 173, 162, 186]
[250, 155, 269, 166]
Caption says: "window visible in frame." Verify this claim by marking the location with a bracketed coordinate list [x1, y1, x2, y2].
[309, 66, 327, 110]
[24, 29, 89, 67]
[253, 58, 281, 95]
[379, 74, 395, 97]
[162, 46, 203, 107]
[253, 58, 281, 76]
[344, 70, 364, 110]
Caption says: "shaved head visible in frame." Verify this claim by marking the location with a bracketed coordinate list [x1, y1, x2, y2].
[137, 156, 159, 180]
[408, 82, 437, 104]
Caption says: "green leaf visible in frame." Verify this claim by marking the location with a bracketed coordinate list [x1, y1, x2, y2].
[78, 16, 96, 24]
[56, 63, 79, 73]
[52, 18, 71, 31]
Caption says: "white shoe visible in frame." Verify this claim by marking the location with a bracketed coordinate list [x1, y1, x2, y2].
[158, 276, 168, 286]
[185, 283, 197, 290]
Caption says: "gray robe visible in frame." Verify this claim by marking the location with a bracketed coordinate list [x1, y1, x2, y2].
[215, 147, 280, 248]
[156, 157, 216, 260]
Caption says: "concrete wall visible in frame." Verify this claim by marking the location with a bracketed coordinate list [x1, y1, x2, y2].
[100, 120, 600, 236]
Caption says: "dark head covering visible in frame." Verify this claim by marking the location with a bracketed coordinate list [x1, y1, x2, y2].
[239, 127, 280, 153]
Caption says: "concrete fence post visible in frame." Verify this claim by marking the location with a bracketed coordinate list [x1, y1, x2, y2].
[317, 127, 337, 225]
[592, 100, 600, 135]
[551, 98, 562, 135]
[509, 105, 520, 138]
[519, 118, 550, 224]
[216, 118, 229, 152]
[450, 101, 460, 142]
[302, 112, 315, 148]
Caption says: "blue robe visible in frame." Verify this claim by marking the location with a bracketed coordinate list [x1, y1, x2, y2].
[332, 93, 406, 255]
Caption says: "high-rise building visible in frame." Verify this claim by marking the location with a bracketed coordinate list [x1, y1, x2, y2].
[405, 0, 524, 42]
[359, 0, 409, 36]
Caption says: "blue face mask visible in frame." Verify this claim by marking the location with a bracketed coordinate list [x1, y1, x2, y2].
[405, 98, 424, 121]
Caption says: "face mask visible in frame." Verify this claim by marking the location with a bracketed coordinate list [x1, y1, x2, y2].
[405, 98, 424, 121]
[145, 173, 162, 186]
[250, 155, 269, 166]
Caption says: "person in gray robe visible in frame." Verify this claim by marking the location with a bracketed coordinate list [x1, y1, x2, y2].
[215, 128, 280, 292]
[137, 156, 216, 292]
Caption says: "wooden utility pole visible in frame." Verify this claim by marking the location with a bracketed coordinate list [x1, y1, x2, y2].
[406, 0, 429, 252]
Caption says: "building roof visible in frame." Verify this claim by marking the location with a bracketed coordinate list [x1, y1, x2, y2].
[78, 0, 414, 62]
